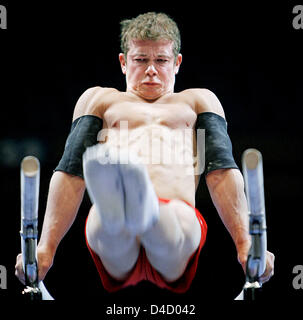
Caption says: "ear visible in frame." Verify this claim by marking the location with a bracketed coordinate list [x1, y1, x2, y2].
[174, 54, 182, 74]
[119, 53, 127, 75]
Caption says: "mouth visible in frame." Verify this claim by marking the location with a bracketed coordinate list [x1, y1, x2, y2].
[142, 82, 161, 87]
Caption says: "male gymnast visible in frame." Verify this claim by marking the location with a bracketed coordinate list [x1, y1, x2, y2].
[16, 12, 274, 293]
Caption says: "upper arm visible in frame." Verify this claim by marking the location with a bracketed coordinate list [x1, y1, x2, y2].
[192, 88, 225, 118]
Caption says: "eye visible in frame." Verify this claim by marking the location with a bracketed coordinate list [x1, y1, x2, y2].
[134, 58, 147, 63]
[157, 59, 168, 64]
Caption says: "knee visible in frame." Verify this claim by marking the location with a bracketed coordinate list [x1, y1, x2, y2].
[171, 200, 201, 254]
[153, 200, 200, 256]
[91, 204, 125, 235]
[87, 215, 138, 261]
[141, 200, 201, 258]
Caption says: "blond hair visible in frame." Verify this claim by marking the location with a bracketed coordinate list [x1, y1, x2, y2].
[120, 12, 181, 59]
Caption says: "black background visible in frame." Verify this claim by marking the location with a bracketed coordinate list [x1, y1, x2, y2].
[0, 0, 302, 312]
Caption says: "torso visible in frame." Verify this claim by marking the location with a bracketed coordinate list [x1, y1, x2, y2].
[87, 88, 206, 206]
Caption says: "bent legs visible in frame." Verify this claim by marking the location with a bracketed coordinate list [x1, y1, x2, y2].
[141, 199, 201, 282]
[84, 144, 202, 282]
[86, 206, 140, 280]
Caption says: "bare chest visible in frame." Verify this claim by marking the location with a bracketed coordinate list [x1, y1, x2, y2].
[103, 101, 197, 130]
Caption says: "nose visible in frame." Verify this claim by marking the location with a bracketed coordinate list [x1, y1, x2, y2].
[145, 64, 157, 76]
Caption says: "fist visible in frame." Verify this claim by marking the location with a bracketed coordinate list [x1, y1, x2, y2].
[15, 248, 54, 285]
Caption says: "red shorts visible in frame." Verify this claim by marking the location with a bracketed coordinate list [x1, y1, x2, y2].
[85, 198, 207, 293]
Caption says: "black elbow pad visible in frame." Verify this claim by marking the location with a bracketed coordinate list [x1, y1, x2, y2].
[54, 115, 103, 178]
[195, 112, 238, 175]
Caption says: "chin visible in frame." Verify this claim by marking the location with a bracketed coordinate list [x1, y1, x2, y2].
[141, 92, 162, 101]
[140, 88, 163, 101]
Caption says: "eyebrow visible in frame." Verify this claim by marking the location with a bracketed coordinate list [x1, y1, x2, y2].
[131, 53, 171, 58]
[157, 54, 171, 58]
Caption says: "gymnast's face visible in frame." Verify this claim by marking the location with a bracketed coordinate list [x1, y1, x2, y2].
[119, 39, 182, 101]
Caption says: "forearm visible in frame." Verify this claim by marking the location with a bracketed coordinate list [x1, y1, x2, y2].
[38, 171, 86, 256]
[206, 168, 250, 249]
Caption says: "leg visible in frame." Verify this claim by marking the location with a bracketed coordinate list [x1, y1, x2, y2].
[141, 199, 202, 282]
[85, 206, 140, 280]
[84, 144, 159, 235]
[83, 145, 141, 279]
[83, 144, 201, 282]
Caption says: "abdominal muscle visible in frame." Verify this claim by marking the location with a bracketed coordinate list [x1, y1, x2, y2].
[99, 124, 197, 206]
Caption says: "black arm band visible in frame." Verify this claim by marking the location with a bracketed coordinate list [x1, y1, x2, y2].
[54, 115, 103, 178]
[195, 112, 238, 175]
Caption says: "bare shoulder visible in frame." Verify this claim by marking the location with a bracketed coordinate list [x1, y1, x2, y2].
[72, 86, 118, 121]
[182, 88, 225, 119]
